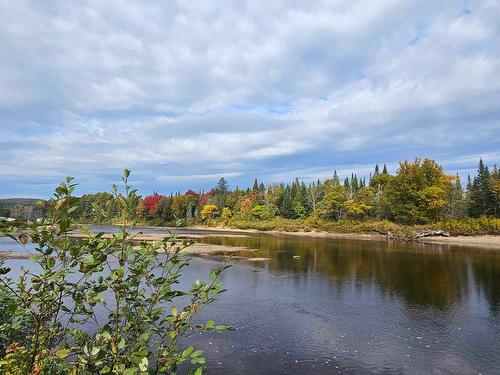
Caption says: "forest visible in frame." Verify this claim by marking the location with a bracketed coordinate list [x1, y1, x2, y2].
[70, 158, 500, 236]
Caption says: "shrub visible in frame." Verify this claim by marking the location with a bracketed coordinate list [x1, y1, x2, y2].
[0, 171, 229, 374]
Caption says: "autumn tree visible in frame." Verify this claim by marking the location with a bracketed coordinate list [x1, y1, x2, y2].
[385, 158, 452, 223]
[344, 187, 375, 219]
[142, 194, 163, 218]
[321, 176, 347, 220]
[201, 204, 219, 220]
[156, 196, 174, 223]
[443, 175, 465, 219]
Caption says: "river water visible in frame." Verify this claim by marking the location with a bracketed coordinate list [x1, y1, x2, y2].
[1, 228, 500, 374]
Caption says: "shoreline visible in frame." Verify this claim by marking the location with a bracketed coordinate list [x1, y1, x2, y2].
[2, 226, 500, 260]
[187, 225, 500, 249]
[80, 224, 500, 249]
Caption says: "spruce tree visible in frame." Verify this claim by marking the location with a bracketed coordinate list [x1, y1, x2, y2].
[280, 186, 295, 218]
[214, 177, 229, 209]
[351, 174, 359, 191]
[292, 184, 306, 218]
[252, 178, 259, 192]
[333, 170, 339, 184]
[468, 159, 495, 217]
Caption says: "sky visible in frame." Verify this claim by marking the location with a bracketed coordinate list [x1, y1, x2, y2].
[1, 0, 500, 198]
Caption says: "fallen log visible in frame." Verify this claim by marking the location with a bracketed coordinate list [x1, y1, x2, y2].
[415, 230, 450, 239]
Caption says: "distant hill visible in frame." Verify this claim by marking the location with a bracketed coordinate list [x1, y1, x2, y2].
[0, 198, 46, 219]
[0, 198, 44, 206]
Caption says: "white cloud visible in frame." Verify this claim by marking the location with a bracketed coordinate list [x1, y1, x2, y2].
[0, 0, 499, 195]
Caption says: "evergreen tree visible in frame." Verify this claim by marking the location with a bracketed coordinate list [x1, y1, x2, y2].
[333, 170, 339, 184]
[467, 175, 472, 191]
[382, 164, 388, 174]
[280, 186, 295, 218]
[259, 182, 265, 194]
[252, 178, 259, 192]
[374, 164, 380, 176]
[292, 184, 306, 218]
[468, 159, 495, 217]
[214, 177, 229, 210]
[351, 174, 359, 191]
[491, 165, 500, 217]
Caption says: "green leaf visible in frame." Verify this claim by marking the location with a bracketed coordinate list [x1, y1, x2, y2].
[116, 267, 125, 278]
[123, 368, 138, 375]
[205, 320, 215, 329]
[101, 331, 112, 341]
[171, 306, 178, 317]
[55, 348, 71, 359]
[182, 347, 193, 358]
[209, 269, 220, 282]
[191, 350, 203, 358]
[117, 337, 126, 350]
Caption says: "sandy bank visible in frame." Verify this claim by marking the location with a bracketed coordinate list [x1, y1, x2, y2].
[188, 225, 500, 249]
[0, 249, 31, 259]
[70, 226, 500, 248]
[418, 235, 500, 249]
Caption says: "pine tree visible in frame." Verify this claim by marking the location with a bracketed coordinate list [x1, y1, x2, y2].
[344, 177, 350, 191]
[252, 178, 259, 192]
[383, 164, 388, 174]
[259, 182, 265, 193]
[333, 170, 339, 184]
[214, 177, 229, 210]
[351, 174, 359, 191]
[374, 164, 380, 176]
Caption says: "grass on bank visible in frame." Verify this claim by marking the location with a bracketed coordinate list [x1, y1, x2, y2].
[202, 216, 500, 238]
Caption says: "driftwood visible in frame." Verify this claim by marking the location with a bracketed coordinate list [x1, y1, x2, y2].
[415, 230, 450, 239]
[386, 231, 396, 240]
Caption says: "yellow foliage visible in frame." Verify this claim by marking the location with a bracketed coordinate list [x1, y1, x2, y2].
[221, 207, 232, 220]
[201, 204, 218, 220]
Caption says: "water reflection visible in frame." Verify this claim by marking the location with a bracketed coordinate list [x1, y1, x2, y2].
[201, 235, 500, 314]
[2, 231, 500, 374]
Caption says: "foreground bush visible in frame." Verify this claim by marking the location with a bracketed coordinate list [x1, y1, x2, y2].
[0, 171, 229, 374]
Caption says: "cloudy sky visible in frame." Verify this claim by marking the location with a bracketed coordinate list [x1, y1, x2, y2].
[1, 0, 499, 197]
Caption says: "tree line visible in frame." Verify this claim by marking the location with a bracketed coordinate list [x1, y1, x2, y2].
[72, 158, 500, 226]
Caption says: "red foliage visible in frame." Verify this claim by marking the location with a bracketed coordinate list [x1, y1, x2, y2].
[142, 194, 164, 215]
[198, 191, 214, 207]
[184, 189, 199, 197]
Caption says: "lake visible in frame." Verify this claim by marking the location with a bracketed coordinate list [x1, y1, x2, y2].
[2, 228, 500, 374]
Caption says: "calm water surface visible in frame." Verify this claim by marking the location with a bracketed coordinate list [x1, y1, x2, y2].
[2, 229, 500, 374]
